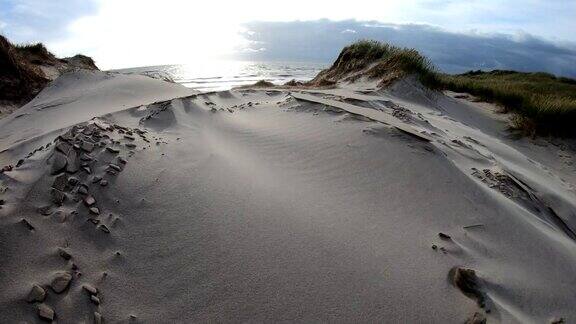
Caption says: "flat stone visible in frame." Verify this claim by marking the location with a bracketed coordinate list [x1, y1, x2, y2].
[37, 304, 55, 321]
[52, 174, 68, 191]
[84, 195, 96, 206]
[106, 147, 119, 154]
[80, 154, 93, 161]
[90, 295, 100, 305]
[37, 206, 53, 216]
[55, 141, 72, 155]
[27, 284, 46, 303]
[89, 207, 100, 215]
[50, 152, 68, 175]
[20, 218, 35, 231]
[68, 177, 79, 185]
[51, 189, 66, 205]
[81, 141, 95, 152]
[58, 248, 72, 260]
[65, 149, 79, 173]
[94, 312, 103, 324]
[50, 272, 72, 293]
[82, 284, 98, 295]
[78, 185, 88, 195]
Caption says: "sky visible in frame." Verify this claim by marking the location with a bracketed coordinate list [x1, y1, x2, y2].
[1, 0, 575, 75]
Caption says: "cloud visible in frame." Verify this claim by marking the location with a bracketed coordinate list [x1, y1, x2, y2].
[238, 20, 576, 77]
[0, 0, 98, 43]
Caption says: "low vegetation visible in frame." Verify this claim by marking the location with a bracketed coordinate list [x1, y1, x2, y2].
[1, 34, 98, 106]
[310, 40, 440, 88]
[0, 35, 48, 102]
[437, 71, 576, 136]
[315, 40, 576, 136]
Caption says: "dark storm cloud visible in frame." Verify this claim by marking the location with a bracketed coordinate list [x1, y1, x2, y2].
[238, 20, 576, 77]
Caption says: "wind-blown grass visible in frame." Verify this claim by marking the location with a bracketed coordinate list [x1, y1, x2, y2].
[437, 71, 576, 136]
[314, 40, 576, 136]
[311, 40, 440, 88]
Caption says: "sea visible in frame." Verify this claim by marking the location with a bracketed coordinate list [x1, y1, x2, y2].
[113, 60, 327, 93]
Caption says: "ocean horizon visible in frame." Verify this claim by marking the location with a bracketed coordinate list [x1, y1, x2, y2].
[112, 60, 328, 92]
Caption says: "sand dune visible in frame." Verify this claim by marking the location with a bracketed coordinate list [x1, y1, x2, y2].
[1, 70, 575, 323]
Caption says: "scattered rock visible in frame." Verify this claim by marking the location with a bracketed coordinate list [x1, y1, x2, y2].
[55, 141, 72, 155]
[106, 147, 119, 154]
[117, 157, 127, 164]
[89, 218, 100, 224]
[449, 267, 486, 308]
[80, 154, 93, 161]
[99, 224, 110, 233]
[82, 166, 92, 174]
[90, 295, 101, 305]
[20, 218, 35, 231]
[125, 143, 136, 149]
[58, 248, 72, 260]
[109, 163, 121, 172]
[52, 174, 68, 191]
[89, 207, 100, 215]
[51, 189, 66, 205]
[50, 272, 72, 293]
[92, 176, 102, 183]
[465, 312, 487, 324]
[94, 311, 103, 324]
[27, 284, 46, 303]
[100, 180, 108, 187]
[16, 159, 24, 167]
[83, 284, 98, 295]
[37, 304, 55, 321]
[37, 205, 53, 216]
[438, 232, 451, 240]
[124, 135, 135, 141]
[51, 152, 68, 175]
[431, 244, 438, 250]
[78, 185, 88, 195]
[66, 149, 80, 173]
[68, 177, 79, 186]
[550, 317, 566, 324]
[81, 141, 95, 152]
[84, 195, 96, 206]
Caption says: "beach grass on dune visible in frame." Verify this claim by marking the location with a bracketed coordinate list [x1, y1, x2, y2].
[328, 40, 576, 136]
[312, 40, 440, 87]
[437, 71, 576, 135]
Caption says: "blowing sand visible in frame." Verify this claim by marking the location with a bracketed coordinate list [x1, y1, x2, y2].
[1, 70, 575, 323]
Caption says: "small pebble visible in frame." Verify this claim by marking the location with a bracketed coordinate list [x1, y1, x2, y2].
[83, 284, 98, 295]
[37, 304, 55, 321]
[90, 295, 101, 305]
[27, 284, 46, 303]
[58, 248, 72, 260]
[50, 272, 72, 293]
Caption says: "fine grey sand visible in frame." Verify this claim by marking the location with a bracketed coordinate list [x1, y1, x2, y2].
[1, 70, 575, 323]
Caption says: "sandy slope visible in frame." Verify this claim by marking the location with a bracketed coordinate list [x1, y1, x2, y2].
[1, 71, 575, 323]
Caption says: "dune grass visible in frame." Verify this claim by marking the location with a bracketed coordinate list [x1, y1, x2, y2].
[437, 71, 576, 136]
[311, 40, 440, 87]
[317, 40, 576, 136]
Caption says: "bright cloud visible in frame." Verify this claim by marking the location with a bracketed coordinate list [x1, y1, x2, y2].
[1, 0, 575, 69]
